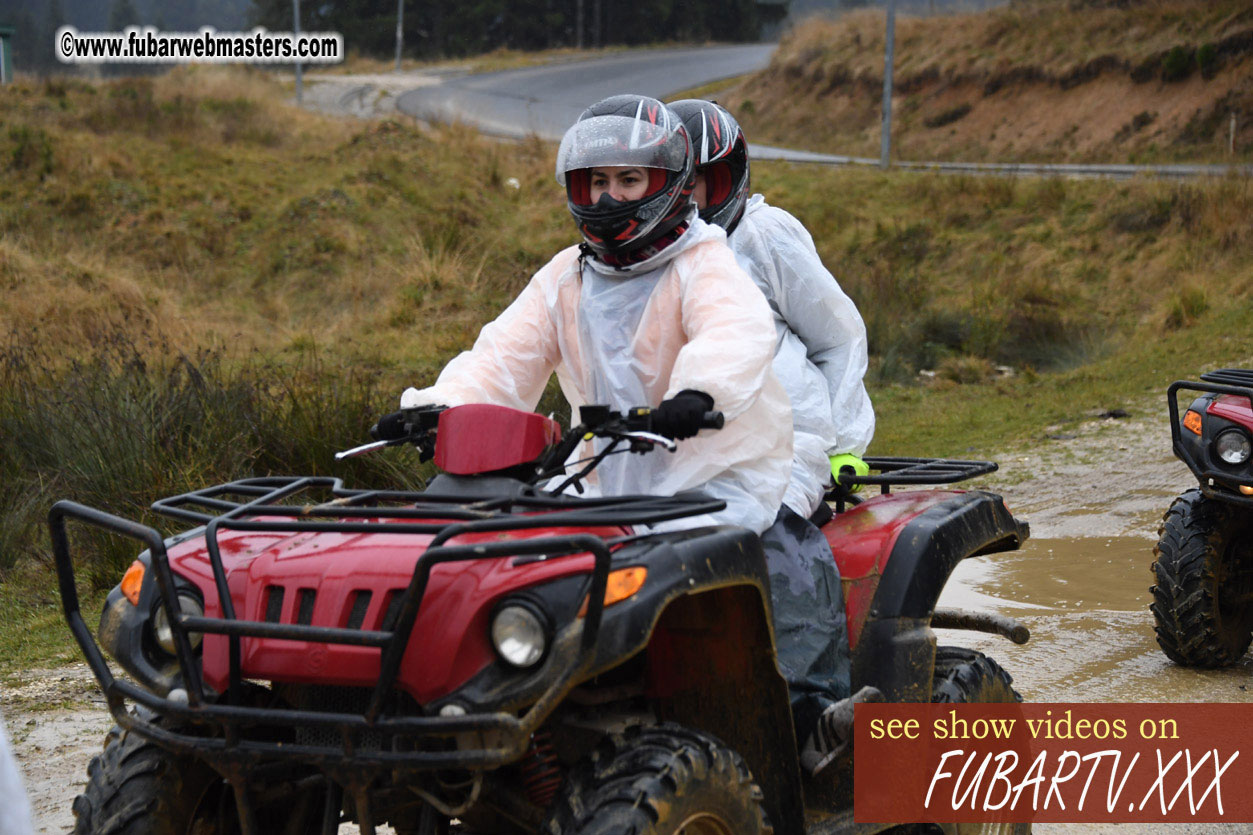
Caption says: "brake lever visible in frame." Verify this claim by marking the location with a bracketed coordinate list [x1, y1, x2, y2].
[614, 430, 677, 453]
[335, 438, 403, 460]
[335, 434, 434, 462]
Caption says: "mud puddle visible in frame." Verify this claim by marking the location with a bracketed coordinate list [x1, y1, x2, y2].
[937, 537, 1253, 704]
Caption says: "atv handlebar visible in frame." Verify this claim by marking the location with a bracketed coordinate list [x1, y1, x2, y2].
[336, 404, 724, 491]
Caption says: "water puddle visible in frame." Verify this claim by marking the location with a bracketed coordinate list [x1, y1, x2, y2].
[943, 537, 1152, 613]
[935, 537, 1253, 703]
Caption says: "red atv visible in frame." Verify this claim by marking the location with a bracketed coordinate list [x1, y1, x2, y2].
[53, 402, 1029, 835]
[1152, 369, 1253, 666]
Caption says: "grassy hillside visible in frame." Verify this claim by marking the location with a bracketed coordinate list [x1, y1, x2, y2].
[721, 0, 1253, 163]
[2, 66, 1252, 673]
[0, 67, 570, 368]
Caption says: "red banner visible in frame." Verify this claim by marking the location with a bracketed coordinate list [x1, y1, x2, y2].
[854, 703, 1252, 824]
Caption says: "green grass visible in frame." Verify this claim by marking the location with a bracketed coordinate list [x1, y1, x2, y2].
[871, 301, 1253, 460]
[0, 578, 107, 683]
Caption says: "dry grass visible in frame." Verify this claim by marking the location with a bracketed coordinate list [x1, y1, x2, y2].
[770, 1, 1252, 83]
[0, 66, 567, 368]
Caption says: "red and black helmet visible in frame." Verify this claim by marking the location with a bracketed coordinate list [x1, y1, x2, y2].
[668, 100, 750, 234]
[556, 94, 696, 260]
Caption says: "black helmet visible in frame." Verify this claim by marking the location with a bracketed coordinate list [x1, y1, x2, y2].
[669, 100, 750, 234]
[556, 94, 696, 260]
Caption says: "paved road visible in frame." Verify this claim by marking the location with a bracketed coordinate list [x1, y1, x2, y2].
[396, 44, 774, 141]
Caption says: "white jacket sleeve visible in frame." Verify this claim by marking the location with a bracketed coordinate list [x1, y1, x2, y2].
[401, 257, 564, 411]
[667, 240, 778, 421]
[756, 207, 875, 457]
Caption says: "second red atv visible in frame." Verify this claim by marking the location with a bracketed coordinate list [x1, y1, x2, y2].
[53, 402, 1029, 834]
[1152, 369, 1253, 667]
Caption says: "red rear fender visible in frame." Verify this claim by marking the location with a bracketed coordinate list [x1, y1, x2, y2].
[822, 490, 1026, 650]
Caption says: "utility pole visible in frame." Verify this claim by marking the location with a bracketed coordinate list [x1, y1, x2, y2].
[395, 0, 404, 71]
[293, 0, 302, 105]
[576, 0, 584, 49]
[879, 0, 896, 170]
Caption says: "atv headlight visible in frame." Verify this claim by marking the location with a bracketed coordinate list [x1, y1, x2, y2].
[1215, 429, 1252, 465]
[490, 603, 548, 668]
[152, 593, 205, 655]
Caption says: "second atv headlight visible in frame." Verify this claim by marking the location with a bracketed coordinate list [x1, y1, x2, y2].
[491, 603, 549, 668]
[1215, 429, 1252, 465]
[151, 593, 205, 655]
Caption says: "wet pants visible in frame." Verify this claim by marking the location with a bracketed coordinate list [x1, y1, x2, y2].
[759, 505, 851, 737]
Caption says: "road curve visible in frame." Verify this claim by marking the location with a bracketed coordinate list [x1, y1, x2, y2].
[396, 45, 1253, 180]
[396, 44, 774, 141]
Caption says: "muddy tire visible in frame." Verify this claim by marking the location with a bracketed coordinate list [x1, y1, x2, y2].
[543, 723, 772, 835]
[931, 646, 1022, 704]
[72, 717, 325, 834]
[859, 650, 1028, 835]
[71, 723, 221, 835]
[1151, 489, 1253, 667]
[918, 649, 1028, 834]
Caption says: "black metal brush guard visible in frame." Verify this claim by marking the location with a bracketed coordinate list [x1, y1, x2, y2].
[1168, 370, 1253, 507]
[827, 456, 998, 512]
[49, 477, 726, 831]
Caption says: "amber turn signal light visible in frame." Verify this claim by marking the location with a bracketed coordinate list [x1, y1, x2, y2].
[1183, 410, 1203, 436]
[120, 560, 145, 606]
[578, 566, 648, 617]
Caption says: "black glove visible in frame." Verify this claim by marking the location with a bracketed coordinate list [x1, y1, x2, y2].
[651, 390, 715, 440]
[371, 410, 409, 441]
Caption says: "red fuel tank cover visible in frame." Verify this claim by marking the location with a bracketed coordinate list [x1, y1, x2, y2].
[434, 404, 562, 475]
[1207, 394, 1253, 429]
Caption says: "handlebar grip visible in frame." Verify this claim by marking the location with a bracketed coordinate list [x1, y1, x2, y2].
[702, 411, 724, 430]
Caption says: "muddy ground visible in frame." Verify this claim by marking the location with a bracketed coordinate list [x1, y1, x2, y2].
[8, 392, 1246, 834]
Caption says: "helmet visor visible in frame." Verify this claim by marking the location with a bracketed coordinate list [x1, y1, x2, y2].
[555, 115, 688, 184]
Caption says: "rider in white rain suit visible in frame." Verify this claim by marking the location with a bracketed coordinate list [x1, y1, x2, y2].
[400, 95, 792, 537]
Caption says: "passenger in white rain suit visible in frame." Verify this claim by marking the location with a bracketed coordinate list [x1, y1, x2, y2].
[670, 99, 876, 520]
[670, 99, 882, 774]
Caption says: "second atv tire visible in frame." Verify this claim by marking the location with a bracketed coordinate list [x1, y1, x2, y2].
[1151, 489, 1253, 667]
[544, 723, 772, 835]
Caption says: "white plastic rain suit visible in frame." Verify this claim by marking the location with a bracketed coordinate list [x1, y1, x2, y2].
[0, 709, 33, 835]
[401, 218, 792, 535]
[729, 194, 875, 518]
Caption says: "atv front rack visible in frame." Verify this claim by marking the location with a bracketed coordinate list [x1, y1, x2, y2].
[50, 477, 726, 834]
